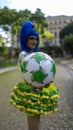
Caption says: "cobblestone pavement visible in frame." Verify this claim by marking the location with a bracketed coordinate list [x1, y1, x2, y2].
[0, 63, 73, 130]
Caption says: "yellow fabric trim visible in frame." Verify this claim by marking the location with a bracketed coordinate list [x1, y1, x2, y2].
[51, 94, 60, 99]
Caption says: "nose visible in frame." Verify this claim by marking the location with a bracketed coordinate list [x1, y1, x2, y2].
[33, 38, 37, 42]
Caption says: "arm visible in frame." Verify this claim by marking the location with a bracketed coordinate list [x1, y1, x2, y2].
[18, 51, 28, 71]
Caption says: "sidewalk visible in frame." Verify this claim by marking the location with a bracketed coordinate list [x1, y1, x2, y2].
[0, 59, 73, 74]
[0, 66, 18, 74]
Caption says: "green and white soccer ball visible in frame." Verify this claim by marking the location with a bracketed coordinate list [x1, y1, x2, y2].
[20, 52, 56, 88]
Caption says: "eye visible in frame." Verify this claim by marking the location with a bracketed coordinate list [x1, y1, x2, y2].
[28, 37, 38, 41]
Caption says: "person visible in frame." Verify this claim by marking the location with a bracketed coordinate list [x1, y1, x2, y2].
[10, 21, 60, 130]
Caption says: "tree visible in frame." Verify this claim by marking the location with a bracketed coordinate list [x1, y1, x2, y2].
[59, 22, 73, 40]
[17, 9, 32, 25]
[42, 31, 55, 39]
[10, 9, 32, 47]
[0, 35, 4, 47]
[0, 7, 49, 48]
[0, 6, 18, 25]
[62, 33, 73, 56]
[0, 7, 19, 47]
[30, 8, 48, 34]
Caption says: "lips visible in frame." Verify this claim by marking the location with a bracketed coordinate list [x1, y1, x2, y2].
[31, 43, 36, 46]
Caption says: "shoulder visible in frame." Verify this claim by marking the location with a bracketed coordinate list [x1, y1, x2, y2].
[19, 51, 28, 57]
[18, 51, 28, 62]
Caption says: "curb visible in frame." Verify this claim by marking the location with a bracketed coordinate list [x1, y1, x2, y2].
[0, 59, 73, 74]
[0, 66, 18, 74]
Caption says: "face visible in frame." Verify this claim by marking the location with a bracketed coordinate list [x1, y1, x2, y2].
[27, 35, 38, 50]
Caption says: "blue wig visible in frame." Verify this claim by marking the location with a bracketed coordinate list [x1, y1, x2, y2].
[19, 21, 39, 52]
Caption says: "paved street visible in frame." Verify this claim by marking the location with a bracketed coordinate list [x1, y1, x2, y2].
[0, 63, 73, 130]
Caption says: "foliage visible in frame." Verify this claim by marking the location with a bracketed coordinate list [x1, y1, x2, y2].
[0, 7, 49, 48]
[0, 7, 48, 34]
[59, 22, 73, 40]
[0, 35, 4, 47]
[30, 8, 48, 34]
[0, 7, 18, 25]
[42, 31, 55, 39]
[62, 33, 73, 56]
[40, 46, 64, 57]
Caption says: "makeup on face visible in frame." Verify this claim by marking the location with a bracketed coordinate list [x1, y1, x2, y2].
[28, 36, 38, 41]
[27, 35, 38, 50]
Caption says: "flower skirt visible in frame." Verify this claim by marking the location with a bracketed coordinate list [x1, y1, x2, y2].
[10, 80, 60, 116]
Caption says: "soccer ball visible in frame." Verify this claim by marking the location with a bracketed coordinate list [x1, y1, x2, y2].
[20, 52, 56, 88]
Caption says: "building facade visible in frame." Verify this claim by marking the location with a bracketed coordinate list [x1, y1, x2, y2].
[46, 15, 73, 46]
